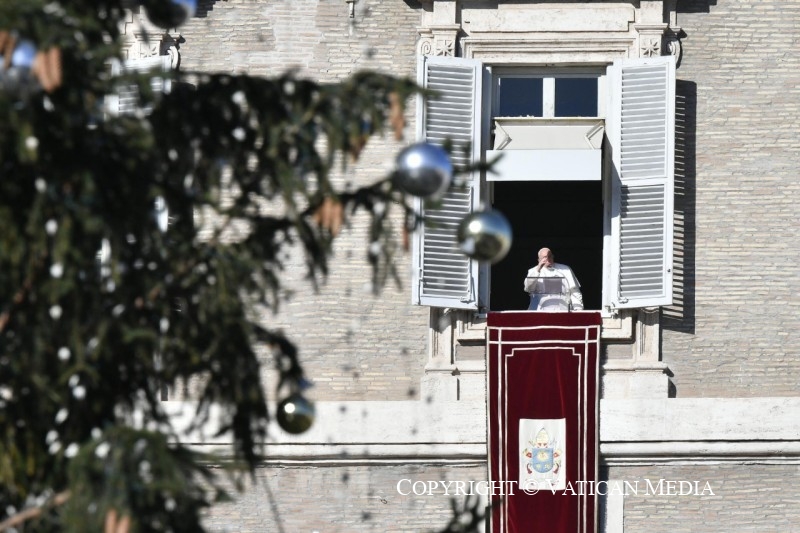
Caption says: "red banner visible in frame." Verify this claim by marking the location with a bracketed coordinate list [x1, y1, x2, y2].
[487, 311, 601, 533]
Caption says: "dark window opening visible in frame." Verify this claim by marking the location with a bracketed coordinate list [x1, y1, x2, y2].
[489, 181, 603, 311]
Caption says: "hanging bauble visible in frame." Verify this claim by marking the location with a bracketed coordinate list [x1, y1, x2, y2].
[141, 0, 197, 29]
[392, 142, 453, 199]
[0, 39, 38, 96]
[276, 392, 315, 434]
[456, 209, 513, 264]
[11, 39, 36, 68]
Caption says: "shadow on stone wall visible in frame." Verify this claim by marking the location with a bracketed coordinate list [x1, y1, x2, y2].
[196, 0, 223, 18]
[662, 80, 697, 335]
[676, 0, 717, 13]
[479, 0, 717, 6]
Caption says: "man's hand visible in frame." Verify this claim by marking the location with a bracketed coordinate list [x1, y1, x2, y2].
[535, 248, 554, 272]
[536, 257, 549, 271]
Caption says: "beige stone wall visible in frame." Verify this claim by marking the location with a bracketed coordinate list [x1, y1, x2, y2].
[203, 463, 487, 532]
[169, 0, 800, 401]
[159, 1, 800, 529]
[607, 464, 800, 531]
[174, 1, 429, 401]
[180, 0, 417, 82]
[661, 0, 800, 397]
[204, 462, 800, 531]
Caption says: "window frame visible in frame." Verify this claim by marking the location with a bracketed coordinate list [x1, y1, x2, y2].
[412, 55, 675, 315]
[492, 68, 607, 120]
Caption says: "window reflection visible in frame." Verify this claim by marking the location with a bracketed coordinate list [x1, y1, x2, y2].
[497, 75, 599, 118]
[498, 78, 543, 117]
[554, 78, 598, 117]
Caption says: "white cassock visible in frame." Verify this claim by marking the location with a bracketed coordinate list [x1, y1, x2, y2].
[524, 263, 584, 311]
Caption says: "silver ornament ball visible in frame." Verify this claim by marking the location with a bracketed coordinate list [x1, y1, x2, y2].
[142, 0, 197, 29]
[393, 142, 453, 198]
[276, 393, 315, 434]
[457, 209, 513, 264]
[0, 40, 38, 97]
[11, 40, 36, 69]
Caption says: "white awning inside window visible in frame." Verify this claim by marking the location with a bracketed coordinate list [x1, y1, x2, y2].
[487, 117, 604, 181]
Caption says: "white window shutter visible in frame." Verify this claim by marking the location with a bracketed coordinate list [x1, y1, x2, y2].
[107, 55, 173, 116]
[411, 56, 483, 309]
[605, 55, 675, 309]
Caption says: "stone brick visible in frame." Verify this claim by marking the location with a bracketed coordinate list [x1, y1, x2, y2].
[203, 464, 487, 532]
[662, 0, 800, 397]
[606, 465, 800, 532]
[177, 0, 425, 402]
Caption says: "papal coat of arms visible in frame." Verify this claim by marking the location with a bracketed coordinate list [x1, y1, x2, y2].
[519, 419, 566, 491]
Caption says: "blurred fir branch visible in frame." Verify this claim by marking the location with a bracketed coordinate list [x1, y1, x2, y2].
[0, 2, 488, 532]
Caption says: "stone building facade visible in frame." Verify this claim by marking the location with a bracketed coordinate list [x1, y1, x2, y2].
[122, 1, 800, 531]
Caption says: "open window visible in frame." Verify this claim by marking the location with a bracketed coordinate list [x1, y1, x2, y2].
[412, 55, 675, 313]
[488, 69, 606, 311]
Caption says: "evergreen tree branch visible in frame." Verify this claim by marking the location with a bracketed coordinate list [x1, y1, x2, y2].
[0, 490, 70, 531]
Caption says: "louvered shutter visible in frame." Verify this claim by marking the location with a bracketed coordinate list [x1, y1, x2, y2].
[411, 56, 483, 309]
[107, 55, 173, 116]
[605, 55, 675, 309]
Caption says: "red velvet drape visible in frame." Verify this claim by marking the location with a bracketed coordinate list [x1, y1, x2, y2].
[487, 311, 600, 533]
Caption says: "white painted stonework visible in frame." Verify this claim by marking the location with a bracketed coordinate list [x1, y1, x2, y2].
[601, 398, 800, 443]
[462, 4, 635, 33]
[164, 399, 487, 463]
[420, 0, 679, 63]
[167, 397, 800, 465]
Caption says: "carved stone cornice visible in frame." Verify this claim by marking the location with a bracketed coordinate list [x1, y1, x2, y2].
[418, 24, 461, 57]
[665, 25, 684, 61]
[416, 2, 681, 62]
[461, 36, 634, 64]
[633, 22, 669, 58]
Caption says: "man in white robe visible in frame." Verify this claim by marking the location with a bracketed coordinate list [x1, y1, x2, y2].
[524, 247, 584, 311]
